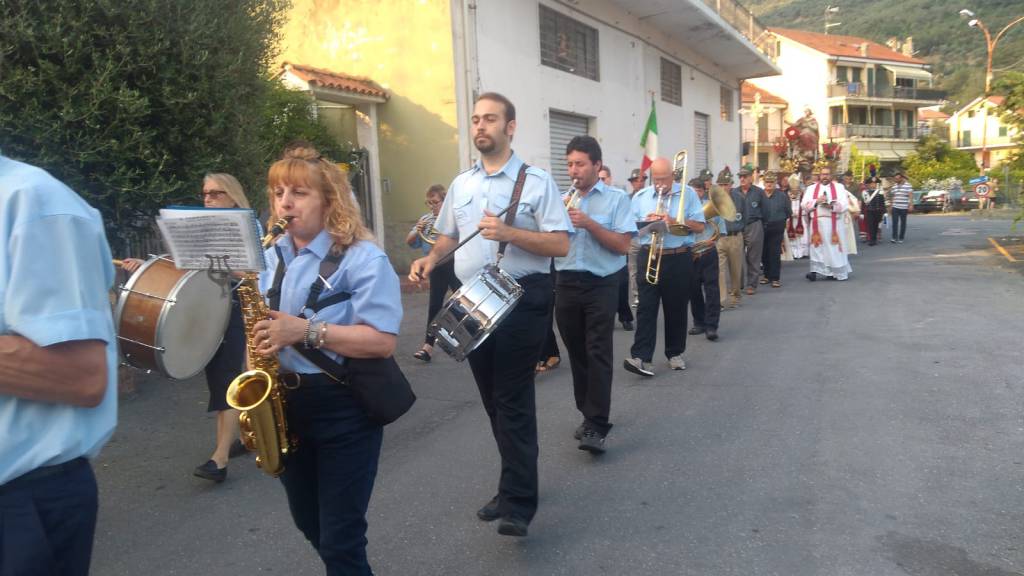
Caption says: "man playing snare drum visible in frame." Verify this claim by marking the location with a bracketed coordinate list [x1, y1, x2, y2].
[409, 92, 570, 538]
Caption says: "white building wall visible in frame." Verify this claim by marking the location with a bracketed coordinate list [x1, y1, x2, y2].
[748, 37, 830, 128]
[470, 0, 744, 185]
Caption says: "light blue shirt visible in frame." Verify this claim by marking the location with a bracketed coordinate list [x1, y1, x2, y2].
[630, 183, 706, 248]
[692, 192, 725, 245]
[259, 230, 402, 374]
[407, 213, 434, 256]
[0, 155, 118, 485]
[435, 153, 572, 284]
[555, 181, 636, 277]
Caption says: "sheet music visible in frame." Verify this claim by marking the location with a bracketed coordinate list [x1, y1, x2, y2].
[156, 207, 265, 271]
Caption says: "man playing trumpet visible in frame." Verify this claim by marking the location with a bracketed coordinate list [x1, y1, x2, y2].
[556, 136, 636, 453]
[624, 157, 705, 377]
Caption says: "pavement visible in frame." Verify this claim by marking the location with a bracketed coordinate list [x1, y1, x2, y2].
[92, 214, 1024, 575]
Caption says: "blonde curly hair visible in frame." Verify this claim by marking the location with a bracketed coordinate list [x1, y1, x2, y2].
[266, 145, 373, 252]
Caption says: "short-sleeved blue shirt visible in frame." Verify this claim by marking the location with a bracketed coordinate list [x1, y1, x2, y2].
[434, 153, 572, 284]
[0, 155, 118, 485]
[630, 183, 706, 248]
[259, 230, 402, 374]
[555, 181, 636, 277]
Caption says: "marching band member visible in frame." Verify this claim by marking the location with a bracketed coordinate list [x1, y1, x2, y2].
[687, 171, 722, 341]
[409, 92, 570, 537]
[623, 157, 705, 377]
[407, 184, 461, 363]
[253, 145, 402, 573]
[801, 162, 852, 281]
[715, 167, 744, 309]
[556, 136, 635, 453]
[121, 173, 251, 483]
[0, 152, 117, 576]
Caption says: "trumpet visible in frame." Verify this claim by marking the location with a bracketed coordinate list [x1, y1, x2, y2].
[668, 150, 691, 236]
[416, 213, 439, 245]
[564, 178, 582, 209]
[644, 184, 669, 285]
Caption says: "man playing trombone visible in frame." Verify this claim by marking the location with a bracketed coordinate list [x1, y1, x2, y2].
[556, 136, 636, 453]
[624, 157, 705, 377]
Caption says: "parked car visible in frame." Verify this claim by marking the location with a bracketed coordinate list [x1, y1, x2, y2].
[910, 190, 927, 211]
[956, 188, 981, 210]
[917, 190, 947, 213]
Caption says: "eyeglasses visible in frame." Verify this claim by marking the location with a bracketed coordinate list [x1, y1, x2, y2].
[425, 199, 443, 207]
[200, 189, 226, 200]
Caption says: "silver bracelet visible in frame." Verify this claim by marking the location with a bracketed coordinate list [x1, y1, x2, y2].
[303, 319, 315, 349]
[314, 322, 328, 349]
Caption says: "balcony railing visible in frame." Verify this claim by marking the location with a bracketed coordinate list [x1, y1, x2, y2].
[742, 128, 783, 144]
[830, 124, 918, 139]
[828, 83, 946, 102]
[700, 0, 777, 61]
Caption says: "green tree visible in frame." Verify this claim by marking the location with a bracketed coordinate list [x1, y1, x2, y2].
[992, 72, 1024, 221]
[902, 135, 979, 187]
[0, 0, 290, 249]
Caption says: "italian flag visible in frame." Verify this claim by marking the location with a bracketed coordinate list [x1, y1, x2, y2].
[640, 99, 658, 174]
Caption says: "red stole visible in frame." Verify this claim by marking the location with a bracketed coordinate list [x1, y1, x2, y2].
[810, 182, 841, 249]
[787, 196, 804, 239]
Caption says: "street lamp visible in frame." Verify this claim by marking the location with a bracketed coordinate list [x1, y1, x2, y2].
[958, 8, 1024, 172]
[824, 5, 841, 35]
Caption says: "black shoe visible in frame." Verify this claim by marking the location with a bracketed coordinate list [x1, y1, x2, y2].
[705, 328, 719, 341]
[476, 495, 501, 522]
[497, 516, 529, 537]
[194, 460, 226, 483]
[622, 320, 634, 331]
[578, 429, 606, 454]
[688, 326, 705, 335]
[573, 423, 585, 440]
[805, 272, 817, 282]
[228, 439, 249, 459]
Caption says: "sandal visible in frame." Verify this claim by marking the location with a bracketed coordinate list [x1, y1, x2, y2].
[771, 281, 781, 288]
[536, 356, 560, 373]
[759, 278, 769, 285]
[413, 348, 432, 362]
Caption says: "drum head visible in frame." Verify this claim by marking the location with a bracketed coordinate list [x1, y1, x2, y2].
[155, 269, 232, 379]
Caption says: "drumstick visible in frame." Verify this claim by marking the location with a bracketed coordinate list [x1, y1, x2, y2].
[432, 203, 516, 268]
[112, 259, 124, 267]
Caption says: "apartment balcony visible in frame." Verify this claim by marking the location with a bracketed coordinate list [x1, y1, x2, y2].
[830, 124, 918, 140]
[827, 83, 946, 103]
[742, 128, 783, 145]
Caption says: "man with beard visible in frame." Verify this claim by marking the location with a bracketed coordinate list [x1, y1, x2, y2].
[410, 92, 570, 537]
[801, 162, 852, 281]
[623, 157, 705, 377]
[556, 136, 635, 453]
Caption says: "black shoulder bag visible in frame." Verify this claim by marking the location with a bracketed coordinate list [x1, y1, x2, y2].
[269, 247, 416, 425]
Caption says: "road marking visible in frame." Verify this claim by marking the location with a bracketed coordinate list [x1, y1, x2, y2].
[988, 237, 1018, 263]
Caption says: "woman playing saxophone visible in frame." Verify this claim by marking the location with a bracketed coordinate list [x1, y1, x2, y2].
[249, 145, 402, 575]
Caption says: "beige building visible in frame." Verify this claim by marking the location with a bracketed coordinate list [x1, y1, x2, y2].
[749, 28, 944, 171]
[947, 96, 1019, 170]
[740, 82, 788, 171]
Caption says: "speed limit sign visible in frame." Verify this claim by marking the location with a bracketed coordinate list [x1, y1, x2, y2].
[975, 182, 991, 197]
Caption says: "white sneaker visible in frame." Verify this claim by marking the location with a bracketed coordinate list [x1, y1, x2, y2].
[623, 357, 654, 377]
[668, 355, 686, 370]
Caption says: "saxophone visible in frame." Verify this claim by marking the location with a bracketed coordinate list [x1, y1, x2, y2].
[225, 217, 293, 477]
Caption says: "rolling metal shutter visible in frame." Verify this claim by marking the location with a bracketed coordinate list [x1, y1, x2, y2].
[694, 112, 710, 172]
[549, 110, 590, 192]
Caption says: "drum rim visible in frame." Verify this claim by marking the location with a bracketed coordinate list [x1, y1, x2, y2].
[113, 254, 172, 337]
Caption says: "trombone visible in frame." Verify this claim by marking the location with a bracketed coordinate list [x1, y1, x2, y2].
[668, 150, 691, 236]
[644, 184, 669, 285]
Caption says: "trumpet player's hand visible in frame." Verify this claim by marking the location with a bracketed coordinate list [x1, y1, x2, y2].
[567, 207, 594, 231]
[479, 210, 514, 242]
[253, 310, 305, 356]
[409, 256, 434, 285]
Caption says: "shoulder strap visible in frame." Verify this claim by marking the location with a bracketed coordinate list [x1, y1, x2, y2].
[303, 250, 345, 312]
[497, 163, 529, 258]
[268, 245, 286, 312]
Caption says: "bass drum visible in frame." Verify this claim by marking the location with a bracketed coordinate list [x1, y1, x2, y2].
[115, 255, 232, 380]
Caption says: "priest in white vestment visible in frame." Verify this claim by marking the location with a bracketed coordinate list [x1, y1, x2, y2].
[800, 164, 851, 281]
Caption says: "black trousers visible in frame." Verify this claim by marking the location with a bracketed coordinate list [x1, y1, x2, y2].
[425, 259, 461, 345]
[689, 247, 720, 330]
[631, 249, 692, 362]
[467, 273, 551, 523]
[892, 208, 908, 240]
[866, 210, 883, 243]
[280, 375, 383, 575]
[615, 265, 634, 323]
[0, 457, 97, 576]
[761, 221, 786, 282]
[555, 271, 617, 435]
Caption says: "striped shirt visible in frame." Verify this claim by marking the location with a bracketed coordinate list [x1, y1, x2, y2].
[890, 182, 913, 210]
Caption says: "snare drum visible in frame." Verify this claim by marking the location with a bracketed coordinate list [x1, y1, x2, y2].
[114, 256, 232, 379]
[428, 264, 523, 362]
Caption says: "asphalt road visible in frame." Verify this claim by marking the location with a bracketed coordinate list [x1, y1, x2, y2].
[92, 214, 1024, 576]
